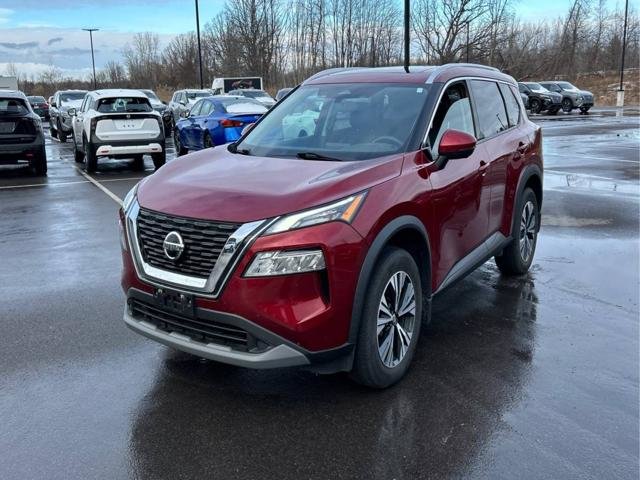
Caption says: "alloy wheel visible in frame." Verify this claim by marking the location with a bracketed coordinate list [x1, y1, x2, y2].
[377, 271, 416, 368]
[519, 200, 536, 262]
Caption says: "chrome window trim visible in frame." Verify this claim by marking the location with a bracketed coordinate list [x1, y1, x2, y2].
[421, 76, 520, 149]
[125, 200, 276, 298]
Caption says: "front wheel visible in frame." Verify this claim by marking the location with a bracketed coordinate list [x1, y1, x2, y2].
[351, 247, 423, 388]
[495, 187, 539, 275]
[562, 98, 573, 112]
[152, 150, 166, 170]
[529, 98, 542, 114]
[57, 121, 67, 142]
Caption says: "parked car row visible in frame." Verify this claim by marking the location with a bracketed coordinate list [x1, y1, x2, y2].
[518, 80, 594, 114]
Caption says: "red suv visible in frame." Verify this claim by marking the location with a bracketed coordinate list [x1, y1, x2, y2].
[119, 64, 542, 388]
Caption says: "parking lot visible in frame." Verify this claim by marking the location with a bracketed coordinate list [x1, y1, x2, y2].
[1, 110, 638, 479]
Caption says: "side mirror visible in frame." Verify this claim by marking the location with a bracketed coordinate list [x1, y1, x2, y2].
[438, 129, 476, 160]
[179, 100, 187, 106]
[51, 102, 57, 108]
[67, 108, 77, 116]
[180, 110, 190, 118]
[241, 123, 255, 136]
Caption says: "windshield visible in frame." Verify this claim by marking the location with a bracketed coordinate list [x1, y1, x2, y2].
[187, 91, 210, 100]
[97, 97, 152, 113]
[237, 83, 430, 161]
[142, 90, 160, 101]
[28, 96, 46, 103]
[60, 92, 86, 104]
[525, 83, 548, 93]
[0, 98, 29, 115]
[557, 82, 578, 91]
[239, 90, 270, 99]
[217, 98, 268, 114]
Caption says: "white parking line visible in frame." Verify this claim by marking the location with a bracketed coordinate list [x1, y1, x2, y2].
[544, 154, 639, 164]
[0, 177, 141, 191]
[72, 167, 124, 205]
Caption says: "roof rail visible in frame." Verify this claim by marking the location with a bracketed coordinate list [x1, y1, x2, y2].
[425, 62, 501, 83]
[305, 67, 370, 82]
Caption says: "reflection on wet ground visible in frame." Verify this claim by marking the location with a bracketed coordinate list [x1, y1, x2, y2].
[0, 114, 638, 479]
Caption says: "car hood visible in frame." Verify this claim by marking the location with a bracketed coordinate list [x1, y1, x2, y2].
[579, 90, 593, 96]
[137, 147, 402, 223]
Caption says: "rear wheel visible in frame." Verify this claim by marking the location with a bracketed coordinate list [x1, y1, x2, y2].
[152, 150, 166, 170]
[351, 247, 422, 388]
[132, 155, 145, 171]
[32, 145, 47, 176]
[495, 187, 539, 276]
[562, 98, 573, 113]
[84, 136, 97, 173]
[203, 133, 214, 149]
[529, 98, 542, 114]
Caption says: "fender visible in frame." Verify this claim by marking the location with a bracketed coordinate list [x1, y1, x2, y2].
[348, 215, 432, 345]
[510, 163, 543, 235]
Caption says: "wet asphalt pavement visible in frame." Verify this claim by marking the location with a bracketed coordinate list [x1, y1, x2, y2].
[1, 109, 638, 479]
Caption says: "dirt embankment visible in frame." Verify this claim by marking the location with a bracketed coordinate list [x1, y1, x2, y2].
[570, 69, 639, 106]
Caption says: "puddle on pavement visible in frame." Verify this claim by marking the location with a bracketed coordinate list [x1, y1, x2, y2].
[545, 170, 640, 195]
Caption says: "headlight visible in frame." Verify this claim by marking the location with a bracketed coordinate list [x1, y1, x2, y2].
[122, 183, 138, 213]
[265, 192, 366, 235]
[244, 249, 325, 277]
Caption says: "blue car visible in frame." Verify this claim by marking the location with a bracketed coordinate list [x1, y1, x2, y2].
[174, 96, 267, 155]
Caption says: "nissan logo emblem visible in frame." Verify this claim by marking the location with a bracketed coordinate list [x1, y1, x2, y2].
[163, 231, 184, 261]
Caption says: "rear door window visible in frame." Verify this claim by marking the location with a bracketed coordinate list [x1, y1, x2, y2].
[499, 83, 521, 127]
[189, 100, 203, 116]
[469, 80, 508, 139]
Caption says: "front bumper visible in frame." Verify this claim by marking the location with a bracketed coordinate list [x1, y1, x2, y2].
[124, 289, 310, 368]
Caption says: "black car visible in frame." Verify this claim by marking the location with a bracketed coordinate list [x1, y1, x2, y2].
[26, 95, 50, 120]
[0, 91, 47, 175]
[518, 82, 562, 114]
[49, 89, 87, 142]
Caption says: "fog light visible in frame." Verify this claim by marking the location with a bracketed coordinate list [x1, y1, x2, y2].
[244, 250, 325, 277]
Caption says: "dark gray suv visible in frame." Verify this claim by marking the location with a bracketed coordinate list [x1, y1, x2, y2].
[539, 81, 594, 113]
[0, 90, 46, 175]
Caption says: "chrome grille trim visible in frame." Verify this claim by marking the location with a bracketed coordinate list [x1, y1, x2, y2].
[125, 200, 274, 298]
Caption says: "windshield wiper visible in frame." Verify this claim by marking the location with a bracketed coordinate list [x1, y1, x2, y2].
[296, 152, 343, 161]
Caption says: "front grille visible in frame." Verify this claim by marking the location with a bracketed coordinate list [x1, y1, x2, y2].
[137, 208, 241, 278]
[130, 298, 254, 350]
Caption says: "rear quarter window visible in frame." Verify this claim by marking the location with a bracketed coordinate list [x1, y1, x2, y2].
[499, 83, 521, 127]
[0, 98, 29, 115]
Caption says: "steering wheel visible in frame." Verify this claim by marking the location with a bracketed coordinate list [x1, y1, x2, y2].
[372, 136, 403, 148]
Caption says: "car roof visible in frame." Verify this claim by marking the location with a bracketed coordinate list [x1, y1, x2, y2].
[303, 63, 516, 86]
[91, 89, 147, 98]
[56, 89, 88, 94]
[0, 90, 27, 99]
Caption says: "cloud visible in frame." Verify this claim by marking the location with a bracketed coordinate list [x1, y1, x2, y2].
[0, 8, 13, 25]
[0, 61, 92, 80]
[0, 41, 39, 49]
[48, 47, 96, 56]
[47, 37, 64, 46]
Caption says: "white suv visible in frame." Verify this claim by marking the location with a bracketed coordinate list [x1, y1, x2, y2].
[69, 89, 166, 173]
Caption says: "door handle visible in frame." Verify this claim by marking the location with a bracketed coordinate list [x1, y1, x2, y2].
[479, 160, 488, 176]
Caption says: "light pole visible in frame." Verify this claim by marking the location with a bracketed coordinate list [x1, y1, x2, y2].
[82, 28, 98, 89]
[195, 0, 204, 89]
[466, 21, 470, 63]
[617, 0, 629, 107]
[404, 0, 410, 73]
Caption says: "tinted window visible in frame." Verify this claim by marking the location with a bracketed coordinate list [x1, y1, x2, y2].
[238, 83, 431, 161]
[499, 83, 521, 127]
[518, 84, 528, 93]
[96, 97, 152, 113]
[470, 80, 508, 139]
[59, 92, 86, 104]
[28, 96, 46, 103]
[189, 100, 204, 116]
[428, 83, 475, 157]
[0, 98, 29, 115]
[199, 101, 213, 116]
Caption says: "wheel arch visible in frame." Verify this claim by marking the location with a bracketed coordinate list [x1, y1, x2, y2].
[512, 164, 543, 234]
[348, 215, 432, 345]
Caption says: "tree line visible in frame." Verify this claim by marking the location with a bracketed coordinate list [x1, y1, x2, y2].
[12, 0, 640, 96]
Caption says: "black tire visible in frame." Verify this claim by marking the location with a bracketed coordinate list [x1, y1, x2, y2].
[84, 136, 97, 173]
[57, 120, 67, 142]
[174, 129, 187, 156]
[351, 247, 423, 389]
[73, 135, 84, 163]
[561, 98, 573, 113]
[152, 150, 166, 170]
[495, 187, 539, 276]
[529, 98, 542, 114]
[580, 106, 591, 114]
[49, 117, 56, 135]
[203, 133, 214, 149]
[32, 145, 47, 176]
[132, 155, 145, 171]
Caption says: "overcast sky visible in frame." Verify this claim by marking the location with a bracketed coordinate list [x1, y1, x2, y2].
[0, 0, 604, 80]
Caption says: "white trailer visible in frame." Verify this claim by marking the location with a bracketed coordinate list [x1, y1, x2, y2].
[0, 76, 18, 90]
[211, 77, 263, 95]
